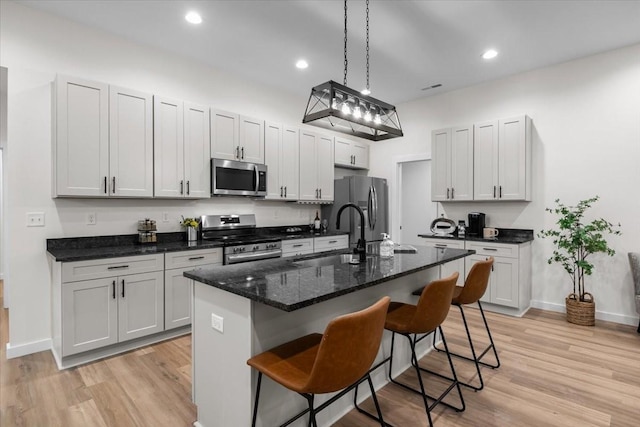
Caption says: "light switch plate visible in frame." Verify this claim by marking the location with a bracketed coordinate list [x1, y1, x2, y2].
[211, 313, 224, 333]
[26, 212, 45, 227]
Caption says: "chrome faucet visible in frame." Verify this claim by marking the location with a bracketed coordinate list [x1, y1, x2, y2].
[336, 203, 366, 262]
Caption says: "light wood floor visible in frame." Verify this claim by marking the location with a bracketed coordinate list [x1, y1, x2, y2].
[1, 279, 639, 426]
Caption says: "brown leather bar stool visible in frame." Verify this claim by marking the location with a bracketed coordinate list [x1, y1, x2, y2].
[413, 257, 500, 391]
[356, 272, 464, 427]
[247, 296, 391, 427]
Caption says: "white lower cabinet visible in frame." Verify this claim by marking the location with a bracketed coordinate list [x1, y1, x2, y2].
[62, 270, 164, 356]
[282, 236, 349, 257]
[281, 238, 314, 258]
[418, 237, 531, 315]
[314, 235, 349, 253]
[164, 249, 222, 330]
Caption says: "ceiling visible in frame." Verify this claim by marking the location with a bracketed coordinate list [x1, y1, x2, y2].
[16, 0, 640, 104]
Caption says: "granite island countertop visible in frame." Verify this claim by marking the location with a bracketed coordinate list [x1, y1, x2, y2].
[184, 245, 475, 312]
[418, 227, 534, 244]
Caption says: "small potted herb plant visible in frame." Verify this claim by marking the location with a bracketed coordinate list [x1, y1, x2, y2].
[538, 196, 621, 325]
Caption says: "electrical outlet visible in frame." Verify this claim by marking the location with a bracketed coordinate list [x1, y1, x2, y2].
[211, 313, 224, 333]
[162, 212, 169, 222]
[86, 213, 97, 225]
[26, 212, 45, 227]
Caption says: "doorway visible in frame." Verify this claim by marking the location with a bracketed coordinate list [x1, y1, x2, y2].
[392, 155, 437, 245]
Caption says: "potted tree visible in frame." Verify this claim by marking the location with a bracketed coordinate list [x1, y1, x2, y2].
[539, 196, 621, 326]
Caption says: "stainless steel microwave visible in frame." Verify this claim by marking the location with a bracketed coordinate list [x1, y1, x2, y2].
[211, 158, 267, 197]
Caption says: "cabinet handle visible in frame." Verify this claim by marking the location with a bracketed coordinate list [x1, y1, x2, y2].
[482, 247, 498, 251]
[112, 177, 116, 194]
[493, 186, 496, 198]
[499, 186, 502, 198]
[112, 280, 116, 299]
[104, 177, 108, 194]
[189, 256, 205, 261]
[236, 146, 240, 159]
[316, 188, 319, 198]
[180, 180, 184, 195]
[451, 188, 455, 199]
[293, 244, 304, 248]
[435, 244, 448, 248]
[241, 147, 244, 160]
[446, 188, 450, 199]
[186, 181, 190, 195]
[319, 188, 322, 198]
[284, 186, 287, 198]
[121, 279, 125, 298]
[107, 265, 129, 270]
[329, 240, 337, 244]
[280, 186, 283, 197]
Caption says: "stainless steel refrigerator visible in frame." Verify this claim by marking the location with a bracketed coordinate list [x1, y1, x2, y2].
[322, 176, 389, 247]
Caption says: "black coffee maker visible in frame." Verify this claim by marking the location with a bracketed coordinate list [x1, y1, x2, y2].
[467, 212, 486, 236]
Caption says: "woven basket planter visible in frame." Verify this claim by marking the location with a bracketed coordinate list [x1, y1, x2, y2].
[565, 292, 595, 326]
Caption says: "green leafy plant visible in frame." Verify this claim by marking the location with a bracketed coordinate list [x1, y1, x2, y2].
[538, 196, 621, 301]
[180, 216, 199, 228]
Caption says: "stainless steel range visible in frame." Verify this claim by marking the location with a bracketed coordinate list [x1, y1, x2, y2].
[200, 214, 282, 265]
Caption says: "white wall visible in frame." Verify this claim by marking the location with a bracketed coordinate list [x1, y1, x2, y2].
[0, 1, 338, 354]
[370, 43, 640, 325]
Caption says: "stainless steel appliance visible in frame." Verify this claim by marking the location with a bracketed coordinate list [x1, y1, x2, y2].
[200, 214, 282, 264]
[211, 158, 267, 197]
[468, 212, 486, 236]
[322, 176, 389, 246]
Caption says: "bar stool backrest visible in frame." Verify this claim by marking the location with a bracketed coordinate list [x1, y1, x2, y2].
[411, 272, 459, 334]
[454, 257, 494, 305]
[303, 296, 391, 394]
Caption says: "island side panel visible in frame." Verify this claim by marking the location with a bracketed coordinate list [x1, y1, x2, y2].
[250, 267, 439, 427]
[193, 281, 253, 427]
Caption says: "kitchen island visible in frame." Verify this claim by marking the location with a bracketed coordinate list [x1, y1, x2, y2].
[185, 245, 474, 427]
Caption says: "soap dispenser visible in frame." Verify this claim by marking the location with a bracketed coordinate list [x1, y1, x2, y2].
[380, 233, 395, 258]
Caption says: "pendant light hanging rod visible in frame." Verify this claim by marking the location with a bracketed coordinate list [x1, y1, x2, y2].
[343, 0, 348, 86]
[364, 0, 370, 94]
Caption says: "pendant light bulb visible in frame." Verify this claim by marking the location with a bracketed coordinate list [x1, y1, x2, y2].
[363, 109, 372, 122]
[374, 112, 381, 125]
[331, 98, 338, 110]
[341, 101, 351, 115]
[353, 104, 362, 119]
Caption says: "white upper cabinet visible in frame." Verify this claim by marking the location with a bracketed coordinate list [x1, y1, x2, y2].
[184, 102, 211, 198]
[299, 131, 334, 202]
[155, 98, 210, 198]
[431, 125, 473, 201]
[265, 122, 299, 201]
[53, 76, 153, 198]
[54, 75, 109, 197]
[334, 137, 369, 169]
[211, 109, 264, 163]
[474, 115, 531, 201]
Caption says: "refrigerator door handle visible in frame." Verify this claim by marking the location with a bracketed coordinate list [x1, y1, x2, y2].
[371, 184, 378, 230]
[367, 186, 374, 230]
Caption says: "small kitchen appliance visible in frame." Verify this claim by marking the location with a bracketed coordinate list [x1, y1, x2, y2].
[467, 212, 486, 236]
[429, 216, 457, 236]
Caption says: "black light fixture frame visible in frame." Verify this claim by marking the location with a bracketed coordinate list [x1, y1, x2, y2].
[302, 80, 403, 141]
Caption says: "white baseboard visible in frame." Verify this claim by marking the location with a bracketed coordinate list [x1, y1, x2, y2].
[6, 338, 51, 359]
[530, 300, 639, 326]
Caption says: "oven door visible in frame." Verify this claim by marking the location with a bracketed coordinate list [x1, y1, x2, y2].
[211, 158, 267, 197]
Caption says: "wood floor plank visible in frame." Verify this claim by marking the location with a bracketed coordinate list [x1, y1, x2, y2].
[1, 277, 639, 427]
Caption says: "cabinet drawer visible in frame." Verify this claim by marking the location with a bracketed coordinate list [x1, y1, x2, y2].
[282, 239, 313, 255]
[314, 235, 349, 252]
[62, 254, 164, 283]
[419, 238, 465, 250]
[465, 241, 518, 258]
[165, 248, 222, 269]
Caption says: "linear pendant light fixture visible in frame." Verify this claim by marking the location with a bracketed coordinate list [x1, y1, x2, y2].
[302, 0, 403, 141]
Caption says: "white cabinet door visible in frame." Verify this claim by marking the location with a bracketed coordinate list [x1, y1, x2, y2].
[164, 268, 193, 330]
[419, 238, 465, 286]
[54, 75, 109, 197]
[281, 126, 300, 200]
[334, 137, 352, 167]
[473, 120, 499, 201]
[491, 256, 519, 307]
[62, 277, 118, 356]
[109, 86, 153, 198]
[299, 130, 320, 201]
[334, 137, 369, 169]
[239, 115, 264, 164]
[184, 102, 211, 198]
[264, 122, 282, 200]
[317, 134, 335, 202]
[154, 97, 185, 198]
[498, 116, 530, 201]
[211, 109, 239, 160]
[431, 128, 451, 201]
[351, 140, 369, 169]
[450, 125, 474, 201]
[118, 271, 165, 342]
[314, 235, 349, 253]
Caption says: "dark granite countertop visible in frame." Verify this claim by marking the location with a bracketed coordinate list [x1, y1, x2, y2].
[184, 245, 475, 312]
[417, 228, 534, 244]
[46, 230, 350, 262]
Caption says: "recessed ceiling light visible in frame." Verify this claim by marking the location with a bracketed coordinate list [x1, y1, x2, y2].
[295, 59, 309, 69]
[482, 49, 498, 60]
[185, 11, 202, 25]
